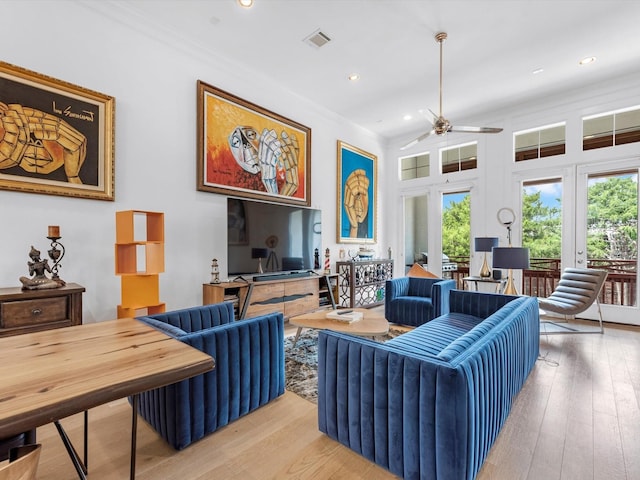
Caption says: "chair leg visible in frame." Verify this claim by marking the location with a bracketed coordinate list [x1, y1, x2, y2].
[539, 300, 604, 335]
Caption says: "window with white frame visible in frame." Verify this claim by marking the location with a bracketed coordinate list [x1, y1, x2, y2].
[400, 152, 430, 180]
[583, 106, 640, 150]
[441, 143, 477, 174]
[514, 123, 565, 162]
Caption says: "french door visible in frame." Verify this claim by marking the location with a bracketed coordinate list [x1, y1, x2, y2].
[521, 161, 639, 325]
[575, 163, 639, 325]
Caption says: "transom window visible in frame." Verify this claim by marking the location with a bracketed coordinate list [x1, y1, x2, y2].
[514, 123, 566, 162]
[441, 143, 477, 174]
[400, 152, 430, 180]
[583, 106, 640, 150]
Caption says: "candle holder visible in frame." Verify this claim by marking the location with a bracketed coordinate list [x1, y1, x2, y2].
[46, 235, 66, 282]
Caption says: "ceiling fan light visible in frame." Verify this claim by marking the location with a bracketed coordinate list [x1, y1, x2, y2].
[579, 56, 596, 65]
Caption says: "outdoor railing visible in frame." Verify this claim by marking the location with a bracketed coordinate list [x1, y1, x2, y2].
[447, 256, 637, 307]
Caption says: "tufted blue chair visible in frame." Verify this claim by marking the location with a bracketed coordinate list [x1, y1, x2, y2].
[133, 302, 285, 450]
[385, 276, 456, 326]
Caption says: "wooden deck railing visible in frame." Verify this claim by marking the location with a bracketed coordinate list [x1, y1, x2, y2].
[447, 256, 637, 306]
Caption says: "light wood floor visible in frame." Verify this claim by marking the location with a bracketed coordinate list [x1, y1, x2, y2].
[35, 320, 640, 479]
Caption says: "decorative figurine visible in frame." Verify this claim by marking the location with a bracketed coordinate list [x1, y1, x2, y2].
[19, 246, 63, 290]
[210, 258, 220, 284]
[314, 248, 320, 269]
[324, 248, 331, 274]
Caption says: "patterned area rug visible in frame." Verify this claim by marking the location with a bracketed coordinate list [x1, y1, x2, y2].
[284, 327, 405, 404]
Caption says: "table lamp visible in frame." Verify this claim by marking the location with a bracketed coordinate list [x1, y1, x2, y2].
[492, 247, 530, 295]
[474, 237, 499, 278]
[251, 248, 268, 274]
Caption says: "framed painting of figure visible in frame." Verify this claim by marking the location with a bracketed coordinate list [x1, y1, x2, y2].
[0, 61, 115, 200]
[197, 80, 311, 206]
[336, 140, 377, 244]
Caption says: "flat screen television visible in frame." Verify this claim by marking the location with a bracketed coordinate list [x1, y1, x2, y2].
[227, 198, 322, 278]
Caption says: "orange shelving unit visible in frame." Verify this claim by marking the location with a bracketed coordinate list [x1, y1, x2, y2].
[115, 210, 165, 317]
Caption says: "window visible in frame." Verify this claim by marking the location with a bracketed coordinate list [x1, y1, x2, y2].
[514, 123, 565, 162]
[442, 191, 470, 262]
[522, 179, 562, 260]
[400, 152, 430, 180]
[583, 106, 640, 150]
[441, 143, 477, 174]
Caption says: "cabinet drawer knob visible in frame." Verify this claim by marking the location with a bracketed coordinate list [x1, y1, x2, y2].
[31, 308, 42, 316]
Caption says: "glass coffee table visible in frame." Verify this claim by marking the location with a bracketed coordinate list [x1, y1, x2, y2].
[289, 308, 389, 347]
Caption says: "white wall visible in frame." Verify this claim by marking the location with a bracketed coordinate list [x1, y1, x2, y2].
[1, 1, 386, 322]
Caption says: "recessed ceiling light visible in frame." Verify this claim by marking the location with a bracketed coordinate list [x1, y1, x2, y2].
[532, 68, 544, 75]
[348, 73, 360, 81]
[237, 0, 254, 8]
[403, 114, 413, 121]
[579, 56, 596, 66]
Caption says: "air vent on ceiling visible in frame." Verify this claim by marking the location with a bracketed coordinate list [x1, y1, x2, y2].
[304, 29, 331, 48]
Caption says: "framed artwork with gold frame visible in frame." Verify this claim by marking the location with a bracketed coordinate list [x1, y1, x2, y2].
[197, 80, 311, 206]
[0, 61, 115, 201]
[336, 140, 377, 244]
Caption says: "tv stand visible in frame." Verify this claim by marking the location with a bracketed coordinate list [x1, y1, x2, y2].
[203, 272, 331, 320]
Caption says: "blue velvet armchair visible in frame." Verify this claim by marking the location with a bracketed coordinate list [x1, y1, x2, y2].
[385, 276, 456, 326]
[133, 302, 285, 450]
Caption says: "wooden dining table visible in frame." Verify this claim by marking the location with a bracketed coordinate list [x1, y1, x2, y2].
[0, 317, 214, 479]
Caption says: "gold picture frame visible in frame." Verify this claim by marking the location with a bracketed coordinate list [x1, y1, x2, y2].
[0, 61, 115, 201]
[197, 80, 311, 206]
[336, 140, 377, 244]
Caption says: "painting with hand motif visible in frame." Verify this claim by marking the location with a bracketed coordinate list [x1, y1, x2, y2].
[0, 61, 114, 201]
[197, 81, 311, 206]
[336, 140, 377, 243]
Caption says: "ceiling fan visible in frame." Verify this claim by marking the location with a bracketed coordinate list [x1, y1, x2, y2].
[400, 32, 503, 150]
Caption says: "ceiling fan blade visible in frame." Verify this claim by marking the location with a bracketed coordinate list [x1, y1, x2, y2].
[400, 129, 435, 150]
[449, 125, 503, 134]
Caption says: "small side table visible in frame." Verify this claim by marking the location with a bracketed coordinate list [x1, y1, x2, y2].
[462, 276, 506, 294]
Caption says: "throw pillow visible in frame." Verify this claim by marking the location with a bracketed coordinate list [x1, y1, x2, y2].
[407, 263, 438, 278]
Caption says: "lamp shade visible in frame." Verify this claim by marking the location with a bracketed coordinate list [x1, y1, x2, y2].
[251, 248, 268, 259]
[474, 237, 499, 252]
[492, 247, 530, 270]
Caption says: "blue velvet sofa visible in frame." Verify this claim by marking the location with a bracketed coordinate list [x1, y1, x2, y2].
[318, 290, 539, 480]
[385, 276, 457, 326]
[134, 302, 285, 450]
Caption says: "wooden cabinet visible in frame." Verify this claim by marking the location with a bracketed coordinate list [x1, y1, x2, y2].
[336, 260, 394, 308]
[0, 283, 85, 337]
[115, 210, 165, 317]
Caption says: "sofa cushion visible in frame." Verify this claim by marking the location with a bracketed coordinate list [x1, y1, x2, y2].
[386, 311, 480, 356]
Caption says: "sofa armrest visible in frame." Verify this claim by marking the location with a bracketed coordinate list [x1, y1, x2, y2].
[386, 277, 409, 300]
[431, 279, 456, 316]
[449, 289, 519, 318]
[138, 301, 235, 333]
[137, 317, 188, 338]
